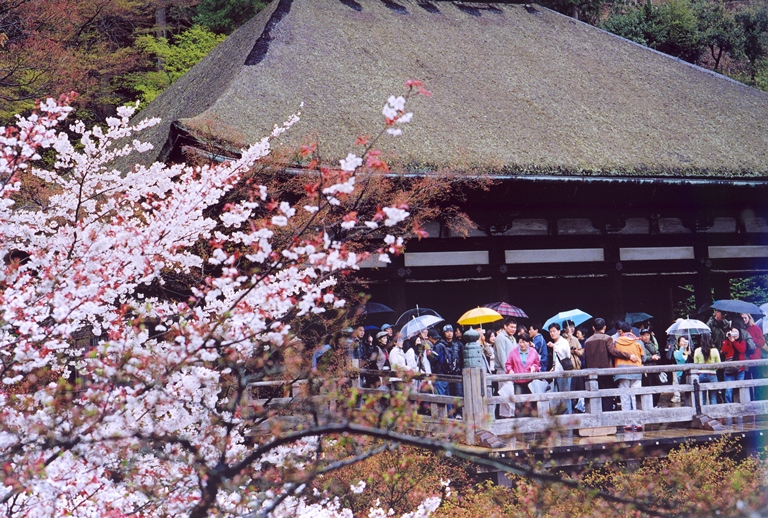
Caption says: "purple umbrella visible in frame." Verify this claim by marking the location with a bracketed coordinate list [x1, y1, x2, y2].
[482, 302, 528, 318]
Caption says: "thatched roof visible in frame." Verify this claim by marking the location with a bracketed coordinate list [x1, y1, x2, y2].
[135, 0, 768, 177]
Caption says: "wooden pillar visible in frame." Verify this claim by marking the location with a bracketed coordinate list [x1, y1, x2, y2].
[604, 240, 624, 323]
[713, 275, 731, 301]
[389, 254, 408, 316]
[462, 368, 486, 445]
[488, 241, 508, 303]
[693, 233, 713, 310]
[661, 285, 675, 325]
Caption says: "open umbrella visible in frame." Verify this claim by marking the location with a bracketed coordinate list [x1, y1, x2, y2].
[398, 314, 444, 339]
[760, 303, 768, 316]
[458, 307, 503, 326]
[694, 303, 712, 318]
[665, 318, 710, 336]
[756, 317, 768, 335]
[625, 312, 653, 325]
[482, 302, 528, 318]
[543, 309, 592, 330]
[352, 301, 394, 317]
[711, 299, 764, 317]
[394, 306, 442, 329]
[362, 302, 394, 314]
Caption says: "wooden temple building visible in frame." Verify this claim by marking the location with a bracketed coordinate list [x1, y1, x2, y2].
[135, 0, 768, 325]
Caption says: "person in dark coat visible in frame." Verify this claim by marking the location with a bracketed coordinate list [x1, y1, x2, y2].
[442, 324, 465, 417]
[583, 318, 636, 412]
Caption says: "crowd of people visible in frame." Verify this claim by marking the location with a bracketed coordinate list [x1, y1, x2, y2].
[311, 309, 768, 427]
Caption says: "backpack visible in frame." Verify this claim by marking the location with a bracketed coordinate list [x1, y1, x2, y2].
[449, 340, 464, 374]
[436, 341, 453, 375]
[744, 333, 757, 357]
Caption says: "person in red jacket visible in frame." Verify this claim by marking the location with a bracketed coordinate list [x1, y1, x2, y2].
[721, 326, 747, 404]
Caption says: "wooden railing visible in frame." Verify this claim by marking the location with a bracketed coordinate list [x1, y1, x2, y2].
[483, 359, 768, 441]
[248, 359, 768, 445]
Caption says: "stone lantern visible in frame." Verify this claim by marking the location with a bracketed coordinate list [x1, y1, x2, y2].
[462, 328, 485, 370]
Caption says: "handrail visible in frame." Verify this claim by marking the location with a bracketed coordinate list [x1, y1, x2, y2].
[245, 358, 768, 445]
[489, 358, 768, 382]
[245, 359, 768, 387]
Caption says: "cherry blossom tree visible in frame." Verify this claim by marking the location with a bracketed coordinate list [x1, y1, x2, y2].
[0, 84, 444, 517]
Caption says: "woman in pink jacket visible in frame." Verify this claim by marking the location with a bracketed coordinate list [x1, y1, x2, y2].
[505, 332, 541, 416]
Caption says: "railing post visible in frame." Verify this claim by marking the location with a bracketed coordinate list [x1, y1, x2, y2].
[586, 372, 601, 415]
[739, 381, 751, 404]
[350, 359, 360, 389]
[689, 374, 701, 413]
[639, 376, 654, 411]
[463, 367, 486, 445]
[683, 370, 694, 409]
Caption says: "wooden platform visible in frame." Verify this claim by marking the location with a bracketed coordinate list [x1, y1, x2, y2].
[480, 416, 768, 469]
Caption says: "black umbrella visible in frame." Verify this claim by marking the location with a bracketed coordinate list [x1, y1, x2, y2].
[693, 303, 712, 318]
[625, 312, 653, 325]
[711, 299, 764, 317]
[351, 301, 394, 317]
[361, 302, 394, 314]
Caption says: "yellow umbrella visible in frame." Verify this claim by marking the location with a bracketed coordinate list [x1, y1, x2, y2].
[457, 307, 503, 326]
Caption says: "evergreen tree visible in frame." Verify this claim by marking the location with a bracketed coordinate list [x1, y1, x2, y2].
[193, 0, 266, 35]
[735, 3, 768, 82]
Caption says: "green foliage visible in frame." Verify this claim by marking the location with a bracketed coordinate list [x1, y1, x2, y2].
[601, 4, 655, 46]
[193, 0, 266, 35]
[674, 284, 696, 319]
[127, 25, 226, 106]
[601, 0, 704, 63]
[434, 439, 768, 517]
[730, 275, 768, 305]
[694, 0, 743, 71]
[600, 0, 768, 92]
[734, 3, 768, 81]
[537, 0, 605, 25]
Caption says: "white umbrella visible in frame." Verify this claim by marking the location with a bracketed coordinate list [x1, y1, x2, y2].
[398, 314, 443, 339]
[665, 318, 710, 336]
[394, 306, 442, 329]
[756, 317, 768, 335]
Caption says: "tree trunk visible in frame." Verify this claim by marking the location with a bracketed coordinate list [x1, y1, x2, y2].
[155, 7, 167, 40]
[155, 6, 167, 69]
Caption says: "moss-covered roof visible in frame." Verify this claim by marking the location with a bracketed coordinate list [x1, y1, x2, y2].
[135, 0, 768, 177]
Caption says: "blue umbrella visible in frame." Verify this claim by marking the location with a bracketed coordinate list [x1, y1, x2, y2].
[543, 309, 592, 330]
[711, 299, 764, 317]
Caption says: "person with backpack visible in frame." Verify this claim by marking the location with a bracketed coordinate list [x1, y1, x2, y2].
[548, 322, 572, 415]
[442, 324, 464, 418]
[613, 321, 646, 430]
[426, 328, 453, 416]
